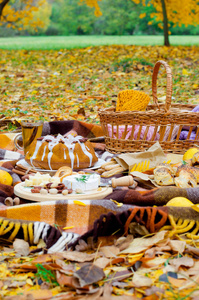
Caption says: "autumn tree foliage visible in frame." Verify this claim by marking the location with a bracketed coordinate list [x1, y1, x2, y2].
[139, 0, 199, 46]
[0, 0, 51, 31]
[82, 0, 199, 46]
[80, 0, 102, 16]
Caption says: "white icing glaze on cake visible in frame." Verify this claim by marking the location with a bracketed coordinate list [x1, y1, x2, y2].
[62, 174, 100, 192]
[27, 134, 97, 170]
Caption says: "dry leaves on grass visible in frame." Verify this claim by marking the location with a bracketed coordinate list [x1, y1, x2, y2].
[120, 230, 167, 254]
[2, 229, 199, 299]
[0, 45, 198, 131]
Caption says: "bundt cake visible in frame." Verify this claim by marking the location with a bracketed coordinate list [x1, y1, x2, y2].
[25, 134, 98, 170]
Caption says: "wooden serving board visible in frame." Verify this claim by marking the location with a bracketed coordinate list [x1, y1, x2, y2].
[14, 182, 112, 202]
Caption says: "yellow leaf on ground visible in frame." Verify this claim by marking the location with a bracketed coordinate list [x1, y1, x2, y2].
[127, 253, 144, 264]
[24, 289, 53, 300]
[182, 68, 189, 75]
[26, 278, 34, 286]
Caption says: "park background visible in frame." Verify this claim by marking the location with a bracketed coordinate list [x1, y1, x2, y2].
[1, 0, 199, 38]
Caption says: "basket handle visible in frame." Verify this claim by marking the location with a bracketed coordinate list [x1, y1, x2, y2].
[152, 60, 172, 112]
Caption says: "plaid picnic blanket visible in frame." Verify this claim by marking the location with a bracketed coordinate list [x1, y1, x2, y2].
[0, 200, 167, 252]
[105, 186, 199, 206]
[1, 199, 199, 252]
[0, 120, 199, 253]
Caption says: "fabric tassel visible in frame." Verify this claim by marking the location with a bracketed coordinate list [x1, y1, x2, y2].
[0, 217, 79, 253]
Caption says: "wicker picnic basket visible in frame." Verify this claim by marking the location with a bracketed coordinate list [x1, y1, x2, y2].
[99, 60, 199, 154]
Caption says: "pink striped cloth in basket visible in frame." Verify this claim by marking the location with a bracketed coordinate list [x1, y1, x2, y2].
[107, 124, 160, 141]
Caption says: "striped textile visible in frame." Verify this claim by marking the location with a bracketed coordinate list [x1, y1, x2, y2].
[0, 200, 133, 235]
[0, 216, 79, 253]
[0, 200, 135, 252]
[0, 149, 24, 161]
[2, 200, 199, 253]
[105, 186, 199, 206]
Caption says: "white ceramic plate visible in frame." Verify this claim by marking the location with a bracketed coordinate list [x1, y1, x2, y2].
[16, 158, 106, 173]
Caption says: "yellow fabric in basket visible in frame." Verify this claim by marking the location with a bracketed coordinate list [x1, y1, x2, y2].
[116, 89, 150, 112]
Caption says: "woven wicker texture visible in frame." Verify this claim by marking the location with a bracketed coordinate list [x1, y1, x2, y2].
[99, 60, 199, 154]
[116, 89, 150, 111]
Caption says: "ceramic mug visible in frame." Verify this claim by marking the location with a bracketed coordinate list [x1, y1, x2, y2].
[14, 120, 43, 155]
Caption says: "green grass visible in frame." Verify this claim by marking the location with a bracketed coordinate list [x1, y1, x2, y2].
[0, 35, 198, 50]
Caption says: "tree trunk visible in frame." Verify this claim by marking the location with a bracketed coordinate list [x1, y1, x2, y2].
[160, 0, 170, 46]
[0, 0, 10, 18]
